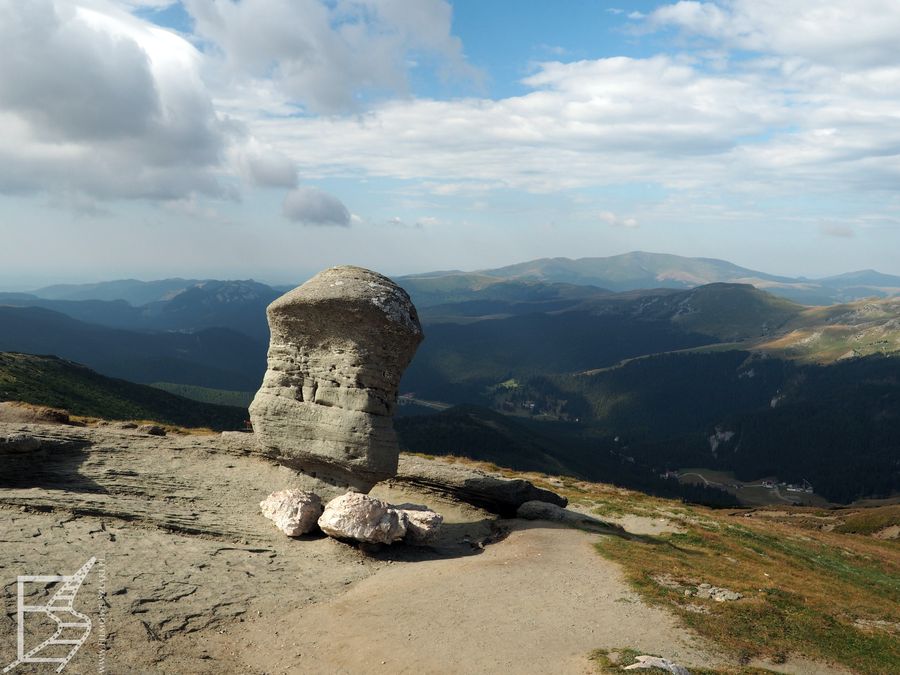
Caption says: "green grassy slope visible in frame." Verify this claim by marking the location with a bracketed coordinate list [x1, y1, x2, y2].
[758, 296, 900, 362]
[0, 352, 247, 430]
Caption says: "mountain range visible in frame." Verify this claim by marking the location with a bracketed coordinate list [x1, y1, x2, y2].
[2, 251, 899, 504]
[400, 251, 900, 306]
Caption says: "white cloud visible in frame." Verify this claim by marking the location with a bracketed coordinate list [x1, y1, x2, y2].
[238, 11, 900, 205]
[4, 0, 900, 253]
[282, 186, 351, 226]
[249, 55, 789, 192]
[184, 0, 477, 114]
[232, 138, 298, 188]
[0, 0, 232, 200]
[647, 1, 900, 69]
[599, 211, 639, 228]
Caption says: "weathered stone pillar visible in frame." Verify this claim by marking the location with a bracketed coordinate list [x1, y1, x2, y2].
[249, 266, 423, 492]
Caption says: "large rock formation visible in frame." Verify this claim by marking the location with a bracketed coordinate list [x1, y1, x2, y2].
[249, 266, 423, 492]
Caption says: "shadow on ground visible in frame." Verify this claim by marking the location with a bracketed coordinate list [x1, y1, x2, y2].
[0, 440, 105, 494]
[322, 513, 667, 563]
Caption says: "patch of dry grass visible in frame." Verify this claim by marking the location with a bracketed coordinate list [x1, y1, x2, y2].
[595, 505, 899, 674]
[834, 505, 900, 537]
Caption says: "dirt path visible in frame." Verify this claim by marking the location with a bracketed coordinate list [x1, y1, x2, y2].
[232, 521, 721, 675]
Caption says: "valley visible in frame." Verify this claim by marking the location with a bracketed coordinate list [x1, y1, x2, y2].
[1, 252, 899, 507]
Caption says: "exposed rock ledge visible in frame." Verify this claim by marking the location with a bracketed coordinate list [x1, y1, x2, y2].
[393, 454, 568, 517]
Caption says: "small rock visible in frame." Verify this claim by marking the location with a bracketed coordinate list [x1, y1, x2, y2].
[516, 500, 572, 522]
[138, 424, 166, 436]
[623, 655, 691, 674]
[695, 584, 742, 602]
[318, 492, 407, 544]
[260, 489, 323, 537]
[394, 503, 443, 545]
[0, 433, 42, 452]
[116, 422, 138, 430]
[712, 589, 742, 602]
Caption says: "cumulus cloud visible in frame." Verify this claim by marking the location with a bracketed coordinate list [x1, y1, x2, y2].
[647, 1, 900, 68]
[5, 0, 900, 240]
[282, 186, 351, 226]
[233, 138, 298, 188]
[242, 8, 900, 205]
[0, 0, 231, 200]
[598, 211, 639, 228]
[250, 54, 788, 192]
[185, 0, 477, 114]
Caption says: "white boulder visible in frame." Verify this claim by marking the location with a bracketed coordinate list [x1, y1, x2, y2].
[318, 493, 443, 545]
[260, 489, 323, 537]
[318, 492, 407, 544]
[395, 503, 444, 545]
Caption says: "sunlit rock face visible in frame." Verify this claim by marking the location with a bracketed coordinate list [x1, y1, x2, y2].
[249, 266, 423, 492]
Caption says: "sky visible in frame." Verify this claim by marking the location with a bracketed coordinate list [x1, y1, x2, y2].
[2, 0, 900, 289]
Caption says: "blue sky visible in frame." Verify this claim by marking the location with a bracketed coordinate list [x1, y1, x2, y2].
[1, 0, 900, 288]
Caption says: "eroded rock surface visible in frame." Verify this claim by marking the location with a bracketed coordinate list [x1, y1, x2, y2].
[138, 423, 166, 436]
[260, 488, 323, 536]
[395, 455, 568, 516]
[516, 499, 579, 522]
[0, 402, 71, 425]
[249, 266, 423, 492]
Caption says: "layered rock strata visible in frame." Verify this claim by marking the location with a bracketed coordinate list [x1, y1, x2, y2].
[395, 455, 568, 516]
[249, 266, 423, 492]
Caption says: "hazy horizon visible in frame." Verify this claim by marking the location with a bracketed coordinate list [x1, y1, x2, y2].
[2, 247, 899, 293]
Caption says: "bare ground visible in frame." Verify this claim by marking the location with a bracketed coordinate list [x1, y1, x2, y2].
[0, 422, 838, 674]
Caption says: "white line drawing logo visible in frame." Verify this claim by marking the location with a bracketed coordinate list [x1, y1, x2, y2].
[3, 557, 96, 673]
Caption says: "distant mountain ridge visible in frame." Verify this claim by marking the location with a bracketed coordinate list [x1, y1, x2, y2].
[0, 306, 266, 391]
[10, 252, 900, 319]
[33, 278, 204, 305]
[400, 251, 900, 306]
[479, 252, 793, 288]
[2, 279, 278, 342]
